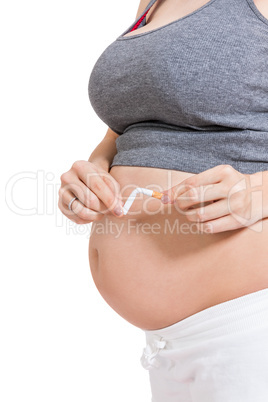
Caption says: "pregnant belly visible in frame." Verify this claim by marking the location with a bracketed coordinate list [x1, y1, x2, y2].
[88, 165, 268, 330]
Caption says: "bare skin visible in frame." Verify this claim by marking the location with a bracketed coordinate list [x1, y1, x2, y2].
[60, 0, 268, 331]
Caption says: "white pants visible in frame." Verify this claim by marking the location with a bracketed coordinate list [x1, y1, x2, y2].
[140, 288, 268, 402]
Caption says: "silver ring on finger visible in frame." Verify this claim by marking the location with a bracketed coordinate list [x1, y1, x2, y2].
[68, 196, 78, 212]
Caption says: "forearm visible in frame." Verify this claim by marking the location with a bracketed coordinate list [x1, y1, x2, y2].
[250, 170, 268, 219]
[88, 128, 118, 172]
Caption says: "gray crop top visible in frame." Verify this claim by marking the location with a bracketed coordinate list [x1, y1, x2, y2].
[88, 0, 268, 174]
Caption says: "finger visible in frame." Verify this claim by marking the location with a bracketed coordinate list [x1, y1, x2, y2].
[61, 193, 104, 222]
[58, 196, 103, 224]
[197, 214, 247, 234]
[184, 199, 230, 223]
[75, 167, 124, 216]
[69, 197, 105, 221]
[161, 165, 235, 204]
[181, 164, 233, 189]
[100, 173, 124, 207]
[60, 175, 110, 214]
[161, 180, 194, 204]
[175, 182, 225, 210]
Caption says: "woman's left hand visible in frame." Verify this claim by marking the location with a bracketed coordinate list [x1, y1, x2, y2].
[160, 164, 264, 234]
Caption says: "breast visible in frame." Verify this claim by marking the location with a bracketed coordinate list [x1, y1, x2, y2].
[88, 9, 268, 136]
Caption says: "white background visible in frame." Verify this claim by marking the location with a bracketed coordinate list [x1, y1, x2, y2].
[1, 1, 151, 400]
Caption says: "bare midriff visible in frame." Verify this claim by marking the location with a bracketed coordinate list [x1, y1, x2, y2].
[88, 165, 268, 330]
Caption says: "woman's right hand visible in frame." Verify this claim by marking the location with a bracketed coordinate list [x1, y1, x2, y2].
[58, 160, 124, 224]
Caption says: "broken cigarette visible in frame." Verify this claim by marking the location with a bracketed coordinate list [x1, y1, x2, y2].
[122, 187, 164, 215]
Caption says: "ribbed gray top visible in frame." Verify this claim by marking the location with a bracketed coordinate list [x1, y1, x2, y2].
[88, 0, 268, 174]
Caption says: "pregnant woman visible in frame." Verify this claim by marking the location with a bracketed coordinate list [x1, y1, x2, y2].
[58, 0, 268, 400]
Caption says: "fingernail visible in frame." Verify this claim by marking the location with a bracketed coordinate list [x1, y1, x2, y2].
[113, 206, 123, 216]
[161, 194, 171, 203]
